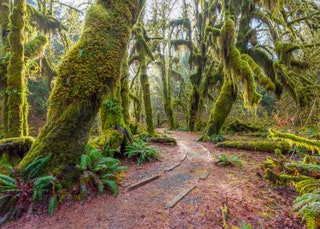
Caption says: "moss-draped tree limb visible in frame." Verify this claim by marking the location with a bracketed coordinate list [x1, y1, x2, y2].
[18, 0, 142, 182]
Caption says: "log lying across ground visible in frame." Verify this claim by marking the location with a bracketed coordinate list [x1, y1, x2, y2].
[216, 140, 291, 153]
[150, 137, 177, 145]
[0, 137, 34, 163]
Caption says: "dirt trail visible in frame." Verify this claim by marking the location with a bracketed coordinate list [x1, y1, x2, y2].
[5, 130, 302, 229]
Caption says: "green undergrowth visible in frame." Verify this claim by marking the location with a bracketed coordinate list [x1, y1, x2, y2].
[0, 154, 60, 225]
[215, 154, 243, 168]
[262, 129, 320, 228]
[76, 144, 128, 203]
[125, 137, 161, 165]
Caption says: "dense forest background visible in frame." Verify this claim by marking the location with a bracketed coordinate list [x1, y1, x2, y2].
[0, 0, 320, 227]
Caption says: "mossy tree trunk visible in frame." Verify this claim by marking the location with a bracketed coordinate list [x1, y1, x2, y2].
[132, 24, 155, 135]
[18, 1, 141, 181]
[6, 0, 28, 137]
[140, 59, 154, 135]
[163, 30, 176, 129]
[121, 50, 131, 127]
[205, 80, 237, 135]
[203, 2, 275, 136]
[187, 1, 215, 131]
[159, 58, 175, 130]
[0, 0, 10, 136]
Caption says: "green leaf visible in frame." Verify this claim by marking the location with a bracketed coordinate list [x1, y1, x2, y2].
[101, 179, 119, 196]
[48, 195, 57, 216]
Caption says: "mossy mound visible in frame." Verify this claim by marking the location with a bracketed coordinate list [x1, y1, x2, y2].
[216, 140, 291, 153]
[0, 136, 35, 164]
[225, 119, 269, 133]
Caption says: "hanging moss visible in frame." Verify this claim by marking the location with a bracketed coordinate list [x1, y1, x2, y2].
[24, 35, 48, 59]
[6, 0, 28, 138]
[247, 48, 283, 99]
[171, 39, 192, 50]
[169, 18, 191, 30]
[205, 25, 220, 38]
[18, 1, 140, 183]
[241, 54, 275, 92]
[27, 5, 67, 34]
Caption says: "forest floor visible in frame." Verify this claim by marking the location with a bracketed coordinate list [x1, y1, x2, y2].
[4, 129, 304, 229]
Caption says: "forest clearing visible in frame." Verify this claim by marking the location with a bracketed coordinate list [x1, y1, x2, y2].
[0, 0, 319, 228]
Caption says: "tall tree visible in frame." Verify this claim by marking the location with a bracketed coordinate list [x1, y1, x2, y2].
[0, 0, 10, 136]
[18, 0, 143, 182]
[131, 23, 155, 134]
[6, 0, 28, 137]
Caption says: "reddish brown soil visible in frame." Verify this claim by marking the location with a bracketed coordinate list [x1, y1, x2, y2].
[4, 129, 303, 229]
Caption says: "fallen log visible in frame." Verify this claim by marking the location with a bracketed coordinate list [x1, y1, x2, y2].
[150, 137, 177, 145]
[0, 137, 35, 163]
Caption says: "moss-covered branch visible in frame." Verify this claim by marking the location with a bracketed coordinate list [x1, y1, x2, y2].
[269, 129, 320, 154]
[24, 35, 48, 59]
[217, 140, 290, 153]
[0, 136, 34, 163]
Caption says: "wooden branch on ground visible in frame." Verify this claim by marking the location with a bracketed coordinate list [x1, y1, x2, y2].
[127, 174, 161, 191]
[165, 185, 196, 208]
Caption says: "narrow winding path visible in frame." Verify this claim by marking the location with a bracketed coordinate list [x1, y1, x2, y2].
[6, 130, 302, 229]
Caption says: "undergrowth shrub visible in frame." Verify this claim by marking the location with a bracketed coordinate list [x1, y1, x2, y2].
[263, 129, 320, 228]
[124, 138, 161, 165]
[0, 154, 59, 225]
[215, 154, 243, 168]
[210, 132, 226, 144]
[76, 144, 127, 202]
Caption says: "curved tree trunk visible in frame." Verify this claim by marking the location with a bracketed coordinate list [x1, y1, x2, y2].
[6, 0, 28, 137]
[205, 80, 237, 136]
[18, 1, 141, 182]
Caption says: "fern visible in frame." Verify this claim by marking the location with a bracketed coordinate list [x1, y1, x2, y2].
[296, 179, 320, 194]
[215, 154, 243, 168]
[32, 176, 56, 201]
[0, 174, 17, 192]
[77, 145, 126, 201]
[125, 139, 161, 165]
[48, 195, 57, 216]
[0, 155, 59, 224]
[22, 154, 52, 180]
[101, 179, 119, 196]
[293, 191, 320, 229]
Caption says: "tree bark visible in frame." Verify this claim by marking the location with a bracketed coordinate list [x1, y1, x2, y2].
[205, 80, 237, 136]
[6, 0, 28, 137]
[18, 1, 141, 182]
